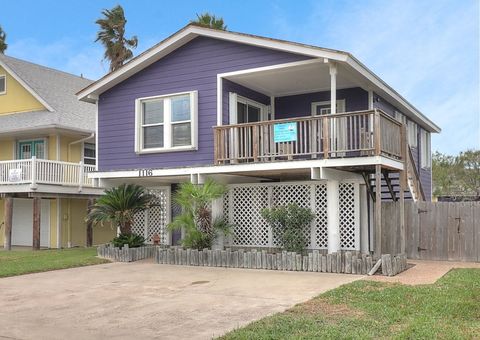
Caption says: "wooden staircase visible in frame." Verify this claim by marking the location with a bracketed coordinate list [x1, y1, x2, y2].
[362, 146, 425, 202]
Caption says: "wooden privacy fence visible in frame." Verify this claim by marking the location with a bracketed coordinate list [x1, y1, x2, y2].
[382, 201, 480, 262]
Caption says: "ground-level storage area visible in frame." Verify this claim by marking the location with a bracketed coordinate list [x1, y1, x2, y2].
[1, 197, 115, 248]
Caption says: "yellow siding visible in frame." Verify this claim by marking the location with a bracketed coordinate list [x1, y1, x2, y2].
[59, 136, 82, 163]
[48, 135, 57, 160]
[0, 65, 46, 115]
[0, 198, 4, 245]
[0, 139, 14, 160]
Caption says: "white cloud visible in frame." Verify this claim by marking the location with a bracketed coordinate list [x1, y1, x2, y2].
[268, 0, 480, 154]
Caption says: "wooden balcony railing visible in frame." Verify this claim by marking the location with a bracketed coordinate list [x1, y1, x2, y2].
[0, 157, 97, 190]
[214, 109, 403, 164]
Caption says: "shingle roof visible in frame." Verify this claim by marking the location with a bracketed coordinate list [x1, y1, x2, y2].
[0, 54, 95, 134]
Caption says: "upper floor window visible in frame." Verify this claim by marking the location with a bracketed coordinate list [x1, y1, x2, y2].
[83, 142, 96, 165]
[420, 129, 431, 168]
[0, 74, 6, 95]
[135, 91, 198, 153]
[407, 120, 418, 147]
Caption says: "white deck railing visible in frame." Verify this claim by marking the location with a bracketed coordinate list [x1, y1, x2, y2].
[0, 157, 97, 189]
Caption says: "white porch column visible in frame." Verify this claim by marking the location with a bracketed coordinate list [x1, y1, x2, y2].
[327, 180, 340, 253]
[329, 63, 337, 114]
[211, 197, 224, 250]
[360, 184, 369, 253]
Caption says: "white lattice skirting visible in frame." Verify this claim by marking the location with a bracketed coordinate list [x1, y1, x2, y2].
[132, 187, 171, 244]
[224, 181, 360, 251]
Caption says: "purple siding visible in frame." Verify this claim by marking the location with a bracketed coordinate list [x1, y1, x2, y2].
[374, 93, 432, 201]
[98, 36, 310, 171]
[222, 79, 270, 124]
[275, 87, 368, 118]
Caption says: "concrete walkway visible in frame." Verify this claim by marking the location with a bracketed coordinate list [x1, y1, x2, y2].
[0, 262, 361, 340]
[367, 259, 480, 285]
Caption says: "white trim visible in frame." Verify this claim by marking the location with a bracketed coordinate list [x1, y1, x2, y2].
[56, 198, 62, 248]
[0, 73, 6, 95]
[89, 156, 403, 179]
[217, 76, 223, 126]
[234, 95, 268, 123]
[270, 95, 275, 120]
[76, 25, 439, 132]
[95, 99, 99, 171]
[55, 134, 60, 161]
[311, 99, 346, 115]
[329, 63, 337, 115]
[0, 59, 54, 112]
[135, 90, 198, 154]
[368, 90, 373, 110]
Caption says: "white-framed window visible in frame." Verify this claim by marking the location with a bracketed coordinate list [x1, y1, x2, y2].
[135, 91, 198, 153]
[83, 142, 96, 165]
[0, 74, 6, 95]
[420, 129, 431, 168]
[229, 93, 268, 124]
[407, 120, 418, 147]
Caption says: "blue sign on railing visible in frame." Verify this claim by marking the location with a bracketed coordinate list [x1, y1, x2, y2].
[274, 122, 297, 143]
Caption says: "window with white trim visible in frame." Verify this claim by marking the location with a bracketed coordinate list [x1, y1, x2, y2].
[0, 75, 6, 95]
[420, 129, 431, 168]
[407, 120, 418, 147]
[83, 142, 96, 165]
[135, 91, 198, 153]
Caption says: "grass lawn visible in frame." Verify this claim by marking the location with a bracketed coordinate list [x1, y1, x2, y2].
[221, 268, 480, 339]
[0, 248, 109, 278]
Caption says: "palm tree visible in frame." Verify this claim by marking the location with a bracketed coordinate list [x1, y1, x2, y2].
[95, 5, 138, 72]
[0, 25, 7, 54]
[191, 13, 227, 30]
[86, 184, 155, 235]
[169, 179, 230, 249]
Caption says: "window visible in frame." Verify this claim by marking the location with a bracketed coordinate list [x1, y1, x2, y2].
[420, 129, 431, 168]
[236, 96, 265, 123]
[0, 75, 6, 95]
[135, 91, 197, 153]
[83, 143, 96, 165]
[17, 140, 45, 159]
[407, 120, 418, 147]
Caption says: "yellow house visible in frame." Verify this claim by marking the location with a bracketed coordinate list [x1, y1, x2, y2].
[0, 54, 115, 248]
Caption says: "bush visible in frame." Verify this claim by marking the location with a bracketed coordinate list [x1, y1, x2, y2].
[112, 233, 145, 248]
[261, 204, 315, 253]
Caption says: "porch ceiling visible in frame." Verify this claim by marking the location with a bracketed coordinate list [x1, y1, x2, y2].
[224, 61, 360, 97]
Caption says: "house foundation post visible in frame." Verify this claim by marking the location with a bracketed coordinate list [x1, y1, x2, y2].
[359, 184, 369, 253]
[327, 180, 340, 253]
[374, 165, 382, 257]
[3, 197, 13, 250]
[86, 198, 95, 247]
[32, 197, 41, 250]
[211, 197, 224, 250]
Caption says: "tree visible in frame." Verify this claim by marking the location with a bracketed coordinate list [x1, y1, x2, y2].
[95, 5, 138, 72]
[191, 13, 227, 30]
[0, 25, 7, 53]
[457, 150, 480, 196]
[86, 184, 155, 235]
[168, 179, 230, 249]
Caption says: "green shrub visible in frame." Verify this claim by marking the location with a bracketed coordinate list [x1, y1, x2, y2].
[112, 233, 145, 248]
[261, 204, 315, 253]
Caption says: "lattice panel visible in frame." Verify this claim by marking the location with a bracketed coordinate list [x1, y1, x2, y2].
[314, 184, 328, 248]
[339, 182, 356, 250]
[272, 184, 312, 247]
[230, 186, 270, 246]
[131, 188, 169, 244]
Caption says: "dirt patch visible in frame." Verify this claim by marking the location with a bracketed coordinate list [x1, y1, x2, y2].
[290, 298, 364, 319]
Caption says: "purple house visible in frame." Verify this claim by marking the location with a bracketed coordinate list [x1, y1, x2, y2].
[78, 24, 440, 256]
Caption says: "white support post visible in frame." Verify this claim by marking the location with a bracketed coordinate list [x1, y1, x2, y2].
[359, 184, 369, 253]
[211, 198, 224, 250]
[329, 63, 337, 115]
[354, 183, 361, 251]
[78, 161, 84, 192]
[31, 156, 37, 189]
[327, 180, 340, 253]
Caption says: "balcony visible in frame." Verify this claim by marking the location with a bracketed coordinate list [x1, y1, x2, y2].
[0, 157, 101, 195]
[214, 109, 404, 166]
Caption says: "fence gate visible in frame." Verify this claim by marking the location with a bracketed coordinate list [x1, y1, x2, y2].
[381, 201, 480, 262]
[132, 187, 171, 244]
[224, 181, 359, 250]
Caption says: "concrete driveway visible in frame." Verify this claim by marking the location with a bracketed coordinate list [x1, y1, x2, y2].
[0, 262, 361, 340]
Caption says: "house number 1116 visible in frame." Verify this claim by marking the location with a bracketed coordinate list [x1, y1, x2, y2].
[138, 169, 153, 177]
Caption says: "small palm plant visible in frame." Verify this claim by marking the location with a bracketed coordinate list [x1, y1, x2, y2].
[86, 184, 155, 236]
[0, 25, 7, 54]
[169, 179, 231, 249]
[191, 13, 227, 30]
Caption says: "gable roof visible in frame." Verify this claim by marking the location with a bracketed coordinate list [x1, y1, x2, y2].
[77, 24, 440, 133]
[0, 54, 96, 135]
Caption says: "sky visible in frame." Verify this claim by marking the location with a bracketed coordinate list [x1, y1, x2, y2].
[1, 0, 479, 154]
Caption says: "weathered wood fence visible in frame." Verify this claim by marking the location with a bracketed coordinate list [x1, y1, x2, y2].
[154, 248, 407, 276]
[97, 244, 157, 262]
[382, 201, 480, 262]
